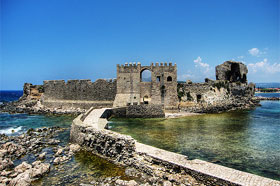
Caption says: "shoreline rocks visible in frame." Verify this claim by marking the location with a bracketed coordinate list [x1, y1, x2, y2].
[253, 96, 280, 101]
[0, 99, 85, 116]
[0, 127, 78, 186]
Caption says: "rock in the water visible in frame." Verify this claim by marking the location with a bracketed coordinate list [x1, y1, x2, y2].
[55, 148, 64, 156]
[69, 144, 80, 153]
[38, 152, 46, 160]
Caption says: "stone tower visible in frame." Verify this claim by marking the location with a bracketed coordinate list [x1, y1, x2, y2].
[113, 62, 178, 110]
[215, 61, 248, 83]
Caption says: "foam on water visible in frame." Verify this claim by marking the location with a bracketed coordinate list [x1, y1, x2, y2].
[0, 126, 23, 135]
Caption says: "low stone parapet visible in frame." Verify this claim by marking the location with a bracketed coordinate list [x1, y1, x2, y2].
[126, 105, 165, 118]
[70, 114, 136, 163]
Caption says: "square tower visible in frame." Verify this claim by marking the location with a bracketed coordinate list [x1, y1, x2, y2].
[113, 62, 178, 110]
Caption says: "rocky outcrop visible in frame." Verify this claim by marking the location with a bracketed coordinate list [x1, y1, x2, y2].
[254, 96, 280, 101]
[0, 127, 81, 186]
[9, 161, 50, 186]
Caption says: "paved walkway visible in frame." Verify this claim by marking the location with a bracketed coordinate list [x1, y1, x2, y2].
[83, 108, 109, 129]
[136, 142, 280, 186]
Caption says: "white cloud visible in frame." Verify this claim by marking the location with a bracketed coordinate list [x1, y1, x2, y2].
[178, 57, 214, 82]
[178, 74, 193, 80]
[237, 56, 244, 59]
[248, 48, 260, 56]
[248, 58, 280, 74]
[193, 56, 210, 72]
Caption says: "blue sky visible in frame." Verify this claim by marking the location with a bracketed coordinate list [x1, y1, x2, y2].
[1, 0, 279, 90]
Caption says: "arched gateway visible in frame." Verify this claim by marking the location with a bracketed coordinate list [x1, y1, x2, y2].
[113, 62, 178, 110]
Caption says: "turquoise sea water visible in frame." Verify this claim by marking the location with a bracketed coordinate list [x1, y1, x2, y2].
[109, 99, 280, 180]
[1, 91, 279, 181]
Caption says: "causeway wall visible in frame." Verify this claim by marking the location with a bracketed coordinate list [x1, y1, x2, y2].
[70, 108, 280, 186]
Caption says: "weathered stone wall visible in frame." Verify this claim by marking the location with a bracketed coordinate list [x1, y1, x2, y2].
[178, 80, 256, 113]
[43, 79, 116, 101]
[216, 61, 248, 83]
[20, 83, 44, 101]
[41, 79, 116, 109]
[70, 115, 136, 163]
[100, 106, 165, 118]
[126, 105, 165, 118]
[178, 82, 230, 104]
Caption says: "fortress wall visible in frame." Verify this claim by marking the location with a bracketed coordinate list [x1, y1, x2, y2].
[125, 105, 165, 118]
[43, 79, 116, 101]
[178, 81, 256, 113]
[178, 82, 232, 105]
[42, 79, 117, 109]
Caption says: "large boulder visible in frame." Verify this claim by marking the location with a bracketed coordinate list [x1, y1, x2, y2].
[9, 161, 50, 186]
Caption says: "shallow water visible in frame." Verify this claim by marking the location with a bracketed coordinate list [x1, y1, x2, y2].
[33, 150, 130, 186]
[109, 101, 280, 180]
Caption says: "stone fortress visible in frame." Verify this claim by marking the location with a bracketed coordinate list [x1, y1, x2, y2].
[9, 60, 256, 116]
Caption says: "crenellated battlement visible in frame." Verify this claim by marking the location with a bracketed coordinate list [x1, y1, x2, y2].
[117, 62, 177, 73]
[44, 79, 116, 86]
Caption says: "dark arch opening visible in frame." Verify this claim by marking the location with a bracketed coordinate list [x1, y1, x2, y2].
[197, 94, 202, 102]
[242, 74, 247, 83]
[143, 95, 149, 104]
[140, 69, 151, 82]
[231, 63, 241, 82]
[167, 76, 172, 82]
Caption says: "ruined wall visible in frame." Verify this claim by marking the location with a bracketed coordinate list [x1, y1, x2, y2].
[178, 61, 255, 113]
[216, 61, 248, 83]
[178, 80, 255, 113]
[178, 82, 230, 105]
[20, 83, 44, 101]
[43, 79, 116, 101]
[41, 79, 116, 109]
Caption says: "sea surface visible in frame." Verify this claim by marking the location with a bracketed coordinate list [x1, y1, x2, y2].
[0, 90, 280, 182]
[109, 94, 280, 181]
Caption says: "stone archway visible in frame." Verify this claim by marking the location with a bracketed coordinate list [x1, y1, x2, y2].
[140, 69, 152, 82]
